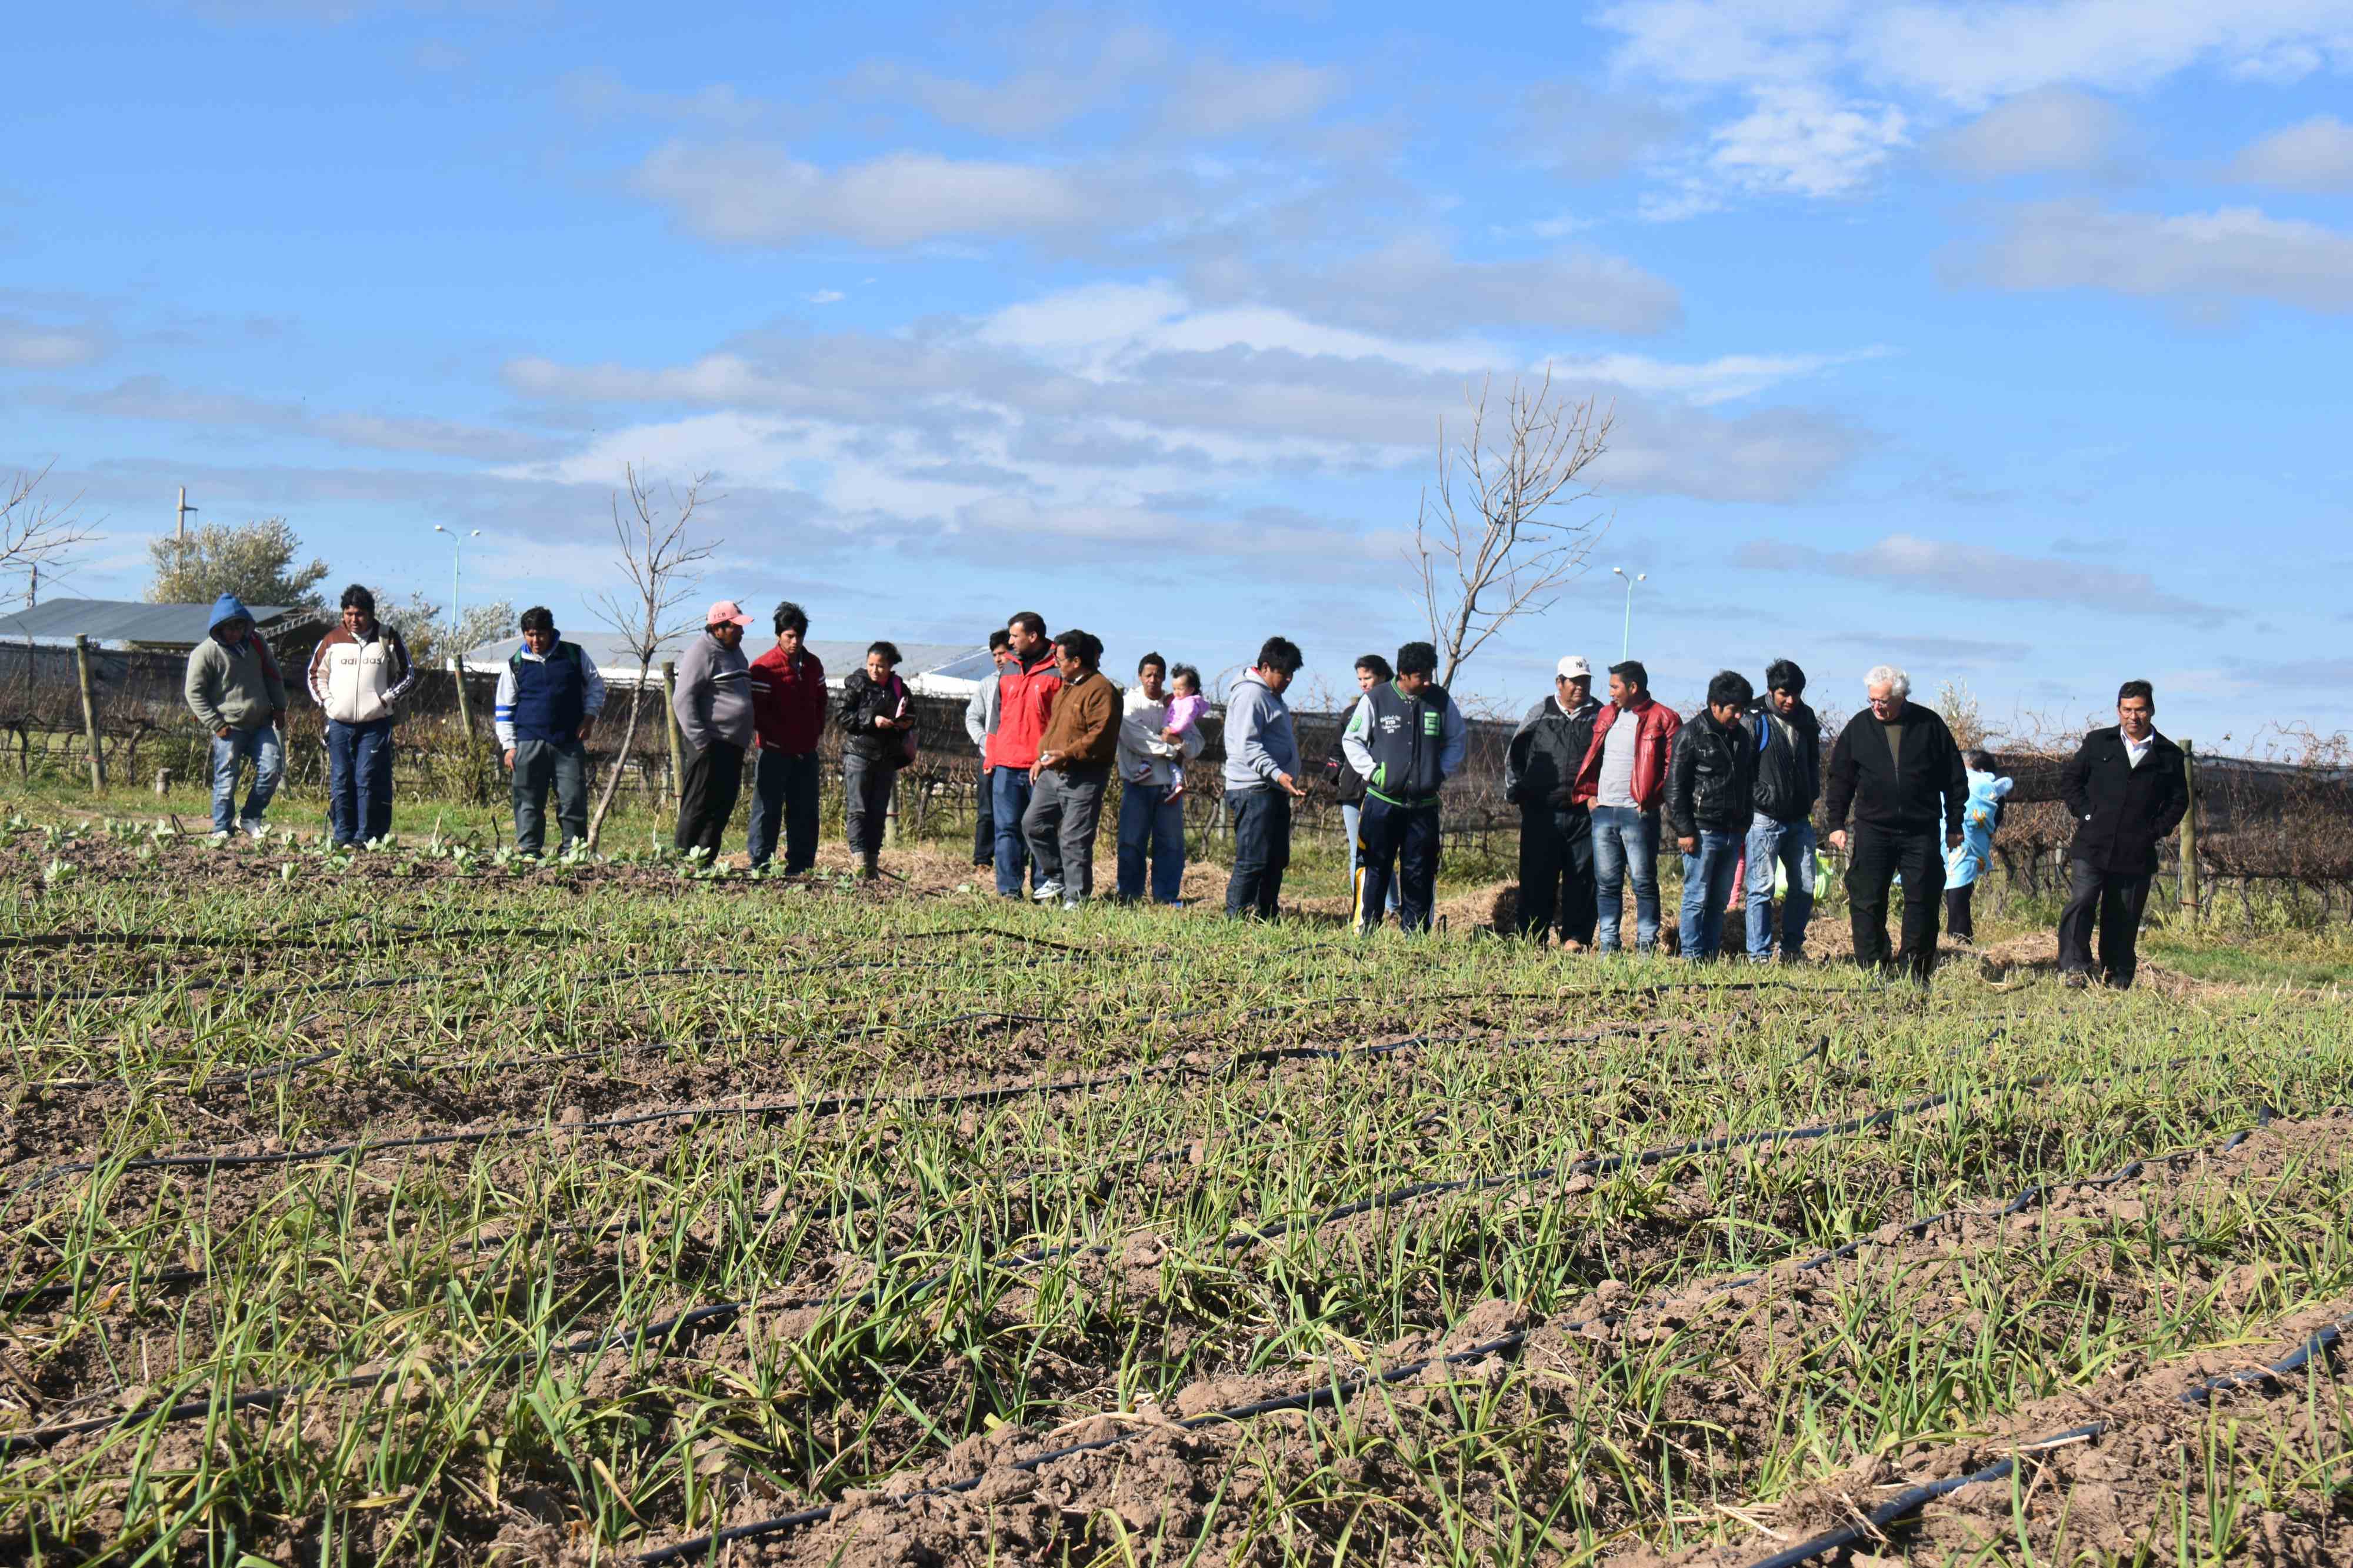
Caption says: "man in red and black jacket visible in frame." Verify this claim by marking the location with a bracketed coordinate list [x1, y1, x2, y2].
[1570, 659, 1682, 955]
[984, 609, 1062, 898]
[745, 600, 827, 872]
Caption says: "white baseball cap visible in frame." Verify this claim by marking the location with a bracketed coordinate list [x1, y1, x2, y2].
[1555, 655, 1592, 679]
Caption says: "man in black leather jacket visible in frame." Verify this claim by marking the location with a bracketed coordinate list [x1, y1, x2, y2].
[1505, 655, 1603, 947]
[2058, 679, 2187, 989]
[1664, 670, 1757, 960]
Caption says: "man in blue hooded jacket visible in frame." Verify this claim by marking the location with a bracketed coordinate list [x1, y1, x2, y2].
[182, 594, 288, 838]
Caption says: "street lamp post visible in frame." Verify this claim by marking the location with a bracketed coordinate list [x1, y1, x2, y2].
[433, 528, 486, 779]
[432, 526, 484, 673]
[1611, 566, 1647, 662]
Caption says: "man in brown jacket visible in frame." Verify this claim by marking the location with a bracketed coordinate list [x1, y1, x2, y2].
[1024, 628, 1118, 909]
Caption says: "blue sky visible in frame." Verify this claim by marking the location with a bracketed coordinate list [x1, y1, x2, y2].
[6, 1, 2351, 748]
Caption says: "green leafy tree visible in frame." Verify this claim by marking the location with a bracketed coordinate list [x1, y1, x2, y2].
[374, 590, 515, 668]
[146, 518, 329, 611]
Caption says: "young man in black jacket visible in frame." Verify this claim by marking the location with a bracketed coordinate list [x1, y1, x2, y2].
[1824, 664, 1967, 983]
[1744, 658, 1822, 962]
[1505, 655, 1603, 947]
[1665, 670, 1758, 960]
[2058, 679, 2188, 989]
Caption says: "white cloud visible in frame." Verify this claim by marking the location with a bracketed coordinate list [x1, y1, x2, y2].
[1707, 84, 1908, 196]
[1737, 530, 2225, 618]
[849, 22, 1166, 138]
[501, 282, 1871, 517]
[1517, 81, 1684, 181]
[1156, 58, 1344, 137]
[806, 290, 845, 305]
[2232, 114, 2353, 192]
[1931, 86, 2132, 178]
[1605, 1, 2353, 109]
[0, 315, 110, 369]
[1958, 199, 2353, 315]
[629, 143, 1124, 246]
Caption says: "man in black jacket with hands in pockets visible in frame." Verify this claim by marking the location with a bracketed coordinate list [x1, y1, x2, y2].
[2058, 680, 2187, 990]
[1824, 663, 1967, 985]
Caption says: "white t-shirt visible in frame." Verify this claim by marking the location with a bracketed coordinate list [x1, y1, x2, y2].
[1595, 710, 1641, 808]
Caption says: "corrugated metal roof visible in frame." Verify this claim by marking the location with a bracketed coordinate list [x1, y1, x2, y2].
[461, 633, 991, 695]
[0, 598, 318, 646]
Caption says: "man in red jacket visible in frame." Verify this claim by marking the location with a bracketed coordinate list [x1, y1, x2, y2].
[745, 600, 826, 872]
[1572, 659, 1682, 954]
[984, 609, 1062, 898]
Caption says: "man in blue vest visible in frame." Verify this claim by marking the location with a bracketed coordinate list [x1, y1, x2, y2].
[1340, 639, 1467, 935]
[494, 606, 608, 856]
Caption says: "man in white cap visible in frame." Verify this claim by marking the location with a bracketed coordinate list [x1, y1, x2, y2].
[672, 598, 756, 858]
[1504, 655, 1604, 947]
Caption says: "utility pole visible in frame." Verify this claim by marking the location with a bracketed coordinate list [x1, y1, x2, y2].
[175, 487, 197, 543]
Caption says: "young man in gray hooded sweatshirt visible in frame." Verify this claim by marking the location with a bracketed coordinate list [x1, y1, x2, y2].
[183, 593, 288, 837]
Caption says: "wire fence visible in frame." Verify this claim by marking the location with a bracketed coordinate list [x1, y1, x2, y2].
[11, 640, 2353, 912]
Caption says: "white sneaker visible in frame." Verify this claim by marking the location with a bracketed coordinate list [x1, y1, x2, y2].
[1061, 898, 1083, 912]
[1032, 880, 1065, 902]
[241, 820, 268, 839]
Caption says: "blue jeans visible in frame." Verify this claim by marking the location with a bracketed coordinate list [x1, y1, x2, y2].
[745, 748, 820, 870]
[1116, 779, 1187, 903]
[209, 725, 284, 835]
[1590, 805, 1659, 953]
[324, 718, 394, 846]
[1744, 812, 1817, 959]
[991, 766, 1036, 896]
[1340, 801, 1400, 914]
[1678, 828, 1744, 960]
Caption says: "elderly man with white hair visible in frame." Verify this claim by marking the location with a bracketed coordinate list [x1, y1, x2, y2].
[1823, 663, 1968, 984]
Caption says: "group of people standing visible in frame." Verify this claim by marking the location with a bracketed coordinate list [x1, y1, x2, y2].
[186, 590, 2187, 989]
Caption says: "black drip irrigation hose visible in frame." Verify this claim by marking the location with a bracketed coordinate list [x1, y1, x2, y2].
[0, 1025, 1944, 1451]
[0, 1020, 1698, 1313]
[1738, 1304, 2350, 1568]
[626, 1096, 2307, 1564]
[631, 1092, 2315, 1553]
[0, 945, 1093, 1006]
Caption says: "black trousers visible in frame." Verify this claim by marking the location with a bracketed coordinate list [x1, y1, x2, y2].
[972, 765, 996, 866]
[1355, 796, 1440, 933]
[1847, 825, 1945, 981]
[1944, 883, 1977, 942]
[1517, 804, 1596, 945]
[2058, 859, 2154, 988]
[1224, 788, 1292, 920]
[675, 740, 745, 855]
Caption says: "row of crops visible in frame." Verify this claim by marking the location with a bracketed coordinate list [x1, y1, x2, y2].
[2, 823, 2349, 1564]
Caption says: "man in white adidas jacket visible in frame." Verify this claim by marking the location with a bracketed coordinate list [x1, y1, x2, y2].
[306, 584, 418, 848]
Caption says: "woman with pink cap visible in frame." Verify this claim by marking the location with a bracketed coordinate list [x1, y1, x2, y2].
[671, 599, 756, 858]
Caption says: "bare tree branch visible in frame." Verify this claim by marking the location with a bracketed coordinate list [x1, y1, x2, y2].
[1408, 368, 1612, 692]
[585, 465, 720, 850]
[2, 464, 102, 612]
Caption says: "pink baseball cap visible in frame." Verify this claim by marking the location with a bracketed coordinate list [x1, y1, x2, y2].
[706, 599, 755, 628]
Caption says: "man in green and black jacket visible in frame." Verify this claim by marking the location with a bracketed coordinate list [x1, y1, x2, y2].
[1340, 640, 1467, 935]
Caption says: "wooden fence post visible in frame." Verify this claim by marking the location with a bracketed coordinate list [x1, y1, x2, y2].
[2179, 739, 2199, 919]
[450, 654, 483, 803]
[661, 661, 682, 805]
[72, 635, 105, 790]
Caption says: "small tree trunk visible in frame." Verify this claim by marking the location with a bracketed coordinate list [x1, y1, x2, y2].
[586, 662, 653, 852]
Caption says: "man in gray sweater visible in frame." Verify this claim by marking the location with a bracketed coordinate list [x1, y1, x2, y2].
[183, 593, 288, 838]
[1222, 636, 1308, 920]
[671, 600, 755, 858]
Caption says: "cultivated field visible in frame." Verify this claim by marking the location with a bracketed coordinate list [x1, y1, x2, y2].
[2, 818, 2349, 1566]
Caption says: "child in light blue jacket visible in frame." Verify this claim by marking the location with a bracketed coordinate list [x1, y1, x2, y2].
[1944, 750, 2012, 943]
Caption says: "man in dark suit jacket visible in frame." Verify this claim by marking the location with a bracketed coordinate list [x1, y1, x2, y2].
[2058, 679, 2188, 989]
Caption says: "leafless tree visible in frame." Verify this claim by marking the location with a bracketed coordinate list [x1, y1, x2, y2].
[2, 464, 100, 613]
[585, 465, 718, 850]
[1411, 369, 1612, 691]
